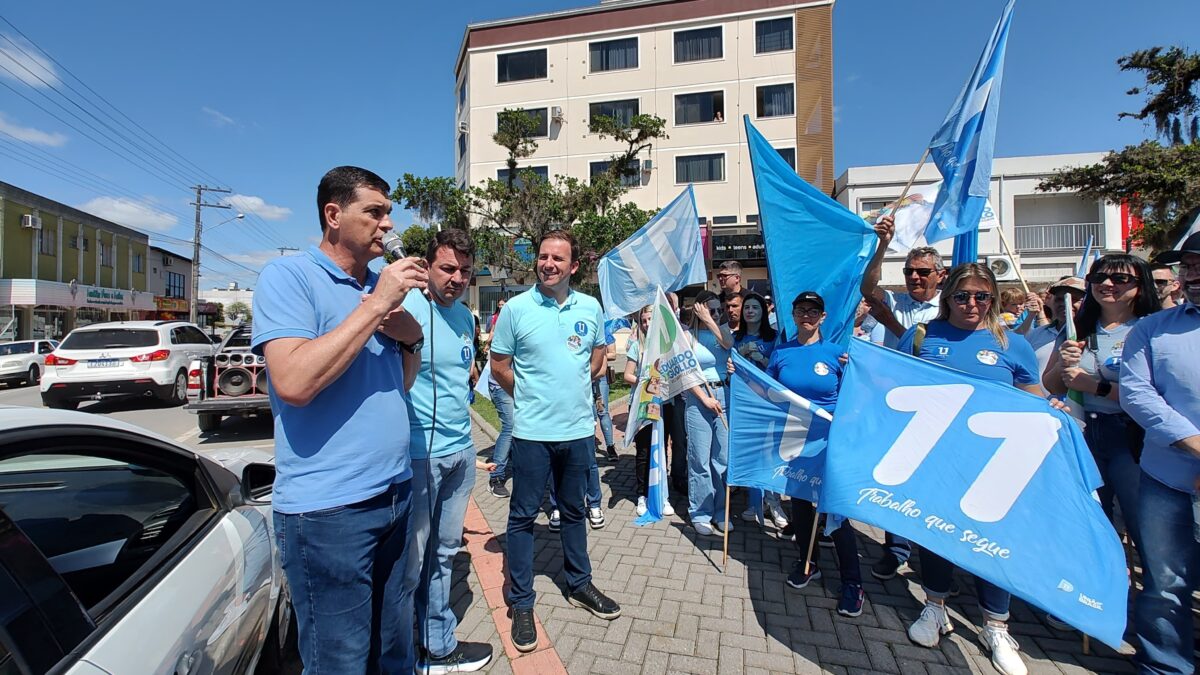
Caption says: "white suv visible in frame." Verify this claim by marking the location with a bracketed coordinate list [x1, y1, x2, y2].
[0, 340, 58, 387]
[41, 321, 216, 410]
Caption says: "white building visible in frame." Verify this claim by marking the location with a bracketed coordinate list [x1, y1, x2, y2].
[199, 282, 253, 322]
[146, 246, 192, 320]
[834, 152, 1129, 287]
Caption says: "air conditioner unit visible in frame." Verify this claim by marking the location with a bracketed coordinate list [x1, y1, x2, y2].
[642, 159, 654, 173]
[457, 120, 469, 133]
[985, 254, 1019, 282]
[20, 214, 42, 230]
[550, 105, 564, 122]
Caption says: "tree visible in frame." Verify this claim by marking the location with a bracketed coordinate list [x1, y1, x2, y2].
[213, 303, 225, 325]
[226, 301, 251, 323]
[399, 224, 437, 260]
[1039, 46, 1200, 252]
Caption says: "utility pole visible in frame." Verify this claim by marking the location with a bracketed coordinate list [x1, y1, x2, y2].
[190, 185, 232, 324]
[277, 246, 299, 256]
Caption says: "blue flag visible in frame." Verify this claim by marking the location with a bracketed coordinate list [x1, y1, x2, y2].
[634, 418, 668, 526]
[924, 0, 1014, 245]
[1076, 234, 1095, 276]
[727, 352, 833, 504]
[597, 186, 707, 320]
[823, 340, 1128, 647]
[745, 116, 876, 344]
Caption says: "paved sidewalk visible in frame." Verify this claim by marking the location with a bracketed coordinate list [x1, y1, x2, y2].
[460, 409, 1139, 675]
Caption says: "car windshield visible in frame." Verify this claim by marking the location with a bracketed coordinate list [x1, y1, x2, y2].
[0, 343, 33, 356]
[62, 329, 159, 349]
[224, 333, 252, 349]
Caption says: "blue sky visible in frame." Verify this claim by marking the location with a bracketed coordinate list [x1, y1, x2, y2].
[0, 0, 1195, 288]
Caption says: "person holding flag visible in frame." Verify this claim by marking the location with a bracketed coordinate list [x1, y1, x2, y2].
[1025, 277, 1085, 393]
[684, 290, 734, 536]
[623, 304, 676, 518]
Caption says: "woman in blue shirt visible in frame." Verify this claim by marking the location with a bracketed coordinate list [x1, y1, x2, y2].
[684, 290, 734, 536]
[896, 263, 1041, 675]
[763, 291, 864, 618]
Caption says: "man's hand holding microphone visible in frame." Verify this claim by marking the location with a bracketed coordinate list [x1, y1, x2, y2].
[370, 232, 427, 344]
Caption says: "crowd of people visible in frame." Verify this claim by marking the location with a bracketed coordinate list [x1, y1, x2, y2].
[251, 166, 1199, 675]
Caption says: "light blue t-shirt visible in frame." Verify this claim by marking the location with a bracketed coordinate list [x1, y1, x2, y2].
[252, 246, 412, 514]
[1072, 320, 1136, 415]
[490, 286, 606, 441]
[897, 320, 1039, 387]
[766, 339, 844, 414]
[404, 294, 476, 459]
[695, 328, 730, 382]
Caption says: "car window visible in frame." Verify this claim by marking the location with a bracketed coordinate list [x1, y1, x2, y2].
[223, 332, 252, 350]
[184, 327, 209, 345]
[38, 342, 53, 355]
[61, 330, 158, 350]
[0, 343, 33, 356]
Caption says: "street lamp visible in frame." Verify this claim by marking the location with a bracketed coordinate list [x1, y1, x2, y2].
[190, 212, 244, 325]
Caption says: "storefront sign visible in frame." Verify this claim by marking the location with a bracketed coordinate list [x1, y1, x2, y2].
[155, 296, 190, 312]
[198, 302, 219, 315]
[85, 288, 125, 306]
[712, 233, 766, 265]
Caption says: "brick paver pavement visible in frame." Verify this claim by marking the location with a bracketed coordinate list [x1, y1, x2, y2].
[457, 407, 1140, 675]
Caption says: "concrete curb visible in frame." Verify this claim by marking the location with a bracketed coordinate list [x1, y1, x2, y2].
[470, 407, 499, 442]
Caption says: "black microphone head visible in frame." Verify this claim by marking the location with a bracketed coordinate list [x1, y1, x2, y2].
[381, 231, 405, 260]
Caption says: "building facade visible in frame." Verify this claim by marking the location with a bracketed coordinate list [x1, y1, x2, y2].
[455, 0, 835, 312]
[147, 246, 193, 320]
[0, 181, 155, 341]
[834, 153, 1129, 288]
[198, 282, 254, 324]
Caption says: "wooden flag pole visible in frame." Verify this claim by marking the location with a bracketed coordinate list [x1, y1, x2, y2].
[994, 225, 1032, 295]
[1082, 635, 1090, 655]
[892, 148, 931, 210]
[722, 485, 732, 570]
[803, 506, 821, 576]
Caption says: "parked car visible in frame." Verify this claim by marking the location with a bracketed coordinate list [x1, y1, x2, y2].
[185, 323, 272, 432]
[40, 321, 216, 410]
[0, 339, 58, 387]
[0, 406, 294, 674]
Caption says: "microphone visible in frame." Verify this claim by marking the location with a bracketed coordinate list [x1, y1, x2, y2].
[381, 231, 405, 263]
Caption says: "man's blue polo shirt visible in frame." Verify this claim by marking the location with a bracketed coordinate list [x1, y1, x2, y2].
[404, 293, 476, 459]
[489, 286, 605, 441]
[251, 246, 412, 514]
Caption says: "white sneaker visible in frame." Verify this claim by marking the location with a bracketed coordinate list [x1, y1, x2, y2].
[907, 601, 953, 647]
[548, 509, 561, 532]
[662, 502, 675, 517]
[980, 622, 1027, 675]
[768, 503, 789, 529]
[693, 521, 717, 536]
[636, 497, 647, 516]
[588, 507, 606, 529]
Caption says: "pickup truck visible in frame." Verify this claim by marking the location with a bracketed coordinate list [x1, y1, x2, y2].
[184, 324, 272, 432]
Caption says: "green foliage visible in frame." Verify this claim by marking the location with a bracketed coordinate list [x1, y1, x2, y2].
[226, 301, 251, 323]
[213, 303, 225, 325]
[399, 224, 437, 260]
[1039, 46, 1200, 253]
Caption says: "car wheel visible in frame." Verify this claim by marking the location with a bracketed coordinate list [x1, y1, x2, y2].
[25, 364, 40, 386]
[165, 370, 187, 406]
[198, 413, 222, 432]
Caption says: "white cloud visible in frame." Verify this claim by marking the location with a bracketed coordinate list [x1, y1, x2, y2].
[0, 112, 66, 146]
[0, 35, 59, 88]
[224, 194, 292, 221]
[78, 197, 178, 232]
[201, 106, 236, 127]
[226, 250, 285, 267]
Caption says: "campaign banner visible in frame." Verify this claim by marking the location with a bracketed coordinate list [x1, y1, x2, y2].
[622, 288, 706, 445]
[859, 181, 998, 256]
[823, 340, 1128, 647]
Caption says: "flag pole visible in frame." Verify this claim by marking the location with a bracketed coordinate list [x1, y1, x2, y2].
[803, 506, 821, 576]
[1082, 635, 1090, 655]
[994, 224, 1031, 295]
[722, 485, 731, 570]
[892, 148, 931, 210]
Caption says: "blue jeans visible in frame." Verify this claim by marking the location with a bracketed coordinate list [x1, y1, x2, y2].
[488, 383, 514, 480]
[275, 481, 414, 674]
[507, 437, 594, 609]
[548, 449, 601, 510]
[593, 377, 614, 447]
[919, 547, 1010, 621]
[791, 500, 861, 585]
[1085, 411, 1142, 549]
[885, 532, 912, 563]
[1134, 472, 1200, 675]
[404, 448, 475, 659]
[684, 389, 728, 524]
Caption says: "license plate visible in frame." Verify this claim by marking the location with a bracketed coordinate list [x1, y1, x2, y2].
[87, 359, 120, 369]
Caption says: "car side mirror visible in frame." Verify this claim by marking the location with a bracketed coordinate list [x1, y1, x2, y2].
[241, 462, 275, 504]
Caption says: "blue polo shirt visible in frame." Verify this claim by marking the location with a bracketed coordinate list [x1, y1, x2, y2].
[766, 339, 844, 414]
[251, 246, 412, 514]
[897, 320, 1039, 387]
[404, 294, 476, 459]
[490, 286, 605, 441]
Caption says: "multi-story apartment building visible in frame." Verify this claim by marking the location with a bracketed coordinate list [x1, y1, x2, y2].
[0, 181, 154, 340]
[834, 153, 1131, 288]
[455, 0, 835, 311]
[147, 246, 193, 320]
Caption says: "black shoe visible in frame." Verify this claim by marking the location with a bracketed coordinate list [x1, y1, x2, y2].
[605, 445, 618, 462]
[418, 641, 494, 674]
[488, 478, 509, 498]
[871, 553, 907, 580]
[818, 532, 835, 548]
[568, 583, 621, 620]
[511, 608, 537, 653]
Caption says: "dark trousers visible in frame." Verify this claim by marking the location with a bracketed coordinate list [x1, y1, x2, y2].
[633, 425, 652, 497]
[665, 397, 688, 488]
[506, 437, 593, 609]
[790, 499, 862, 585]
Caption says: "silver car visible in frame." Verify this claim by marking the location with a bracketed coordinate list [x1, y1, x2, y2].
[0, 407, 294, 674]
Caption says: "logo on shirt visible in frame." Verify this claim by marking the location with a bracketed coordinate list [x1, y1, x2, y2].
[460, 346, 472, 364]
[813, 362, 831, 376]
[976, 349, 999, 365]
[567, 335, 583, 350]
[574, 321, 589, 337]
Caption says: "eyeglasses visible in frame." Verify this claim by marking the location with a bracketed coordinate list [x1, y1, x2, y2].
[951, 291, 993, 305]
[716, 273, 739, 280]
[1153, 279, 1172, 288]
[902, 267, 937, 278]
[1085, 272, 1136, 286]
[792, 308, 823, 318]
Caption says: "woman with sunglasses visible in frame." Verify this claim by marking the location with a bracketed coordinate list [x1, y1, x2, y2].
[1042, 254, 1158, 550]
[896, 263, 1042, 675]
[684, 290, 734, 536]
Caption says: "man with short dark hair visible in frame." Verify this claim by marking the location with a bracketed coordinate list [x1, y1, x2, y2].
[717, 260, 746, 302]
[490, 229, 622, 652]
[253, 165, 428, 672]
[402, 228, 493, 673]
[1151, 262, 1182, 310]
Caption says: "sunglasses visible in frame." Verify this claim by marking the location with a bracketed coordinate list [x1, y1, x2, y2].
[951, 291, 993, 305]
[1085, 272, 1136, 286]
[1153, 279, 1171, 288]
[902, 267, 937, 278]
[792, 308, 823, 318]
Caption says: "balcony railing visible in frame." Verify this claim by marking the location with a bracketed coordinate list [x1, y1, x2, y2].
[1014, 222, 1104, 252]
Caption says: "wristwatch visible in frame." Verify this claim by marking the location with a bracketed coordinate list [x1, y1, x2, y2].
[399, 337, 424, 354]
[1095, 379, 1112, 397]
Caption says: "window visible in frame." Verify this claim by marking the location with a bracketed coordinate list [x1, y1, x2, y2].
[496, 166, 549, 188]
[133, 253, 145, 273]
[776, 147, 797, 169]
[676, 153, 725, 183]
[747, 214, 760, 224]
[497, 108, 548, 138]
[163, 254, 172, 267]
[38, 341, 53, 354]
[184, 326, 209, 344]
[589, 99, 639, 128]
[755, 17, 793, 54]
[675, 91, 724, 125]
[674, 26, 722, 63]
[99, 241, 114, 268]
[712, 215, 738, 225]
[860, 199, 896, 212]
[589, 37, 638, 72]
[458, 79, 466, 107]
[497, 49, 547, 83]
[62, 328, 159, 349]
[37, 228, 56, 256]
[458, 132, 467, 160]
[589, 159, 641, 187]
[166, 271, 186, 299]
[756, 83, 795, 118]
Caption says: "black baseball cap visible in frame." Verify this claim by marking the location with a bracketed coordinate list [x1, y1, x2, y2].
[1155, 231, 1200, 264]
[791, 291, 825, 310]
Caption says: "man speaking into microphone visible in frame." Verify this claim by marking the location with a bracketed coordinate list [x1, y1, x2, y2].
[252, 166, 427, 673]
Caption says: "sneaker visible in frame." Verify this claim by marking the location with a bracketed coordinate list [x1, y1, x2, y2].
[488, 478, 509, 498]
[786, 560, 822, 589]
[693, 521, 718, 536]
[780, 522, 796, 541]
[768, 502, 789, 529]
[980, 622, 1028, 675]
[417, 641, 494, 674]
[1044, 614, 1073, 632]
[662, 501, 675, 517]
[588, 507, 606, 529]
[548, 509, 561, 533]
[871, 553, 907, 580]
[907, 601, 953, 647]
[837, 583, 865, 618]
[605, 445, 618, 462]
[568, 583, 622, 620]
[713, 518, 733, 533]
[818, 532, 834, 548]
[636, 496, 647, 516]
[510, 608, 537, 653]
